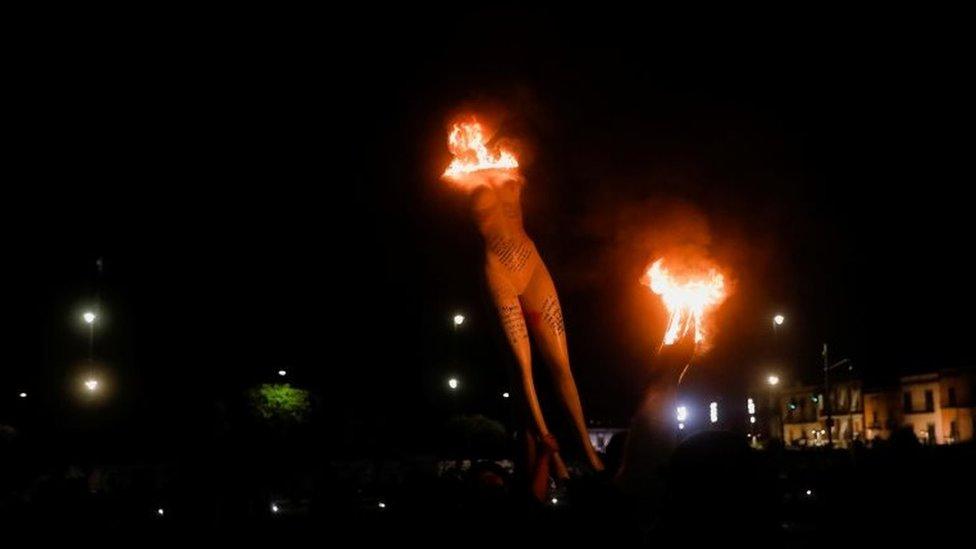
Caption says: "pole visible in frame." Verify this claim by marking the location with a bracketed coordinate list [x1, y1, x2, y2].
[823, 343, 833, 449]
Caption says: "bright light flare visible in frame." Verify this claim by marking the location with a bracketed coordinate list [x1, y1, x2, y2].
[709, 401, 718, 423]
[747, 398, 756, 415]
[441, 118, 519, 186]
[676, 405, 688, 422]
[448, 377, 459, 390]
[453, 314, 465, 327]
[773, 314, 785, 326]
[644, 258, 727, 347]
[277, 369, 287, 377]
[83, 311, 97, 324]
[767, 374, 780, 386]
[84, 379, 99, 392]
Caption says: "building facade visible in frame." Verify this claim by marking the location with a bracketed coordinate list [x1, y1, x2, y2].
[780, 369, 975, 447]
[780, 379, 864, 448]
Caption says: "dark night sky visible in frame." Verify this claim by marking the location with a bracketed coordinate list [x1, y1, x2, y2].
[3, 10, 973, 453]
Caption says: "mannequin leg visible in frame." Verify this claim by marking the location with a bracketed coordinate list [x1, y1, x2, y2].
[486, 260, 570, 479]
[521, 261, 605, 471]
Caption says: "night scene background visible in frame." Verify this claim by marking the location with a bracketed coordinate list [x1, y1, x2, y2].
[2, 8, 973, 545]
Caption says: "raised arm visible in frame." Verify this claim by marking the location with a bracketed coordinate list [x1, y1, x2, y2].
[615, 333, 696, 495]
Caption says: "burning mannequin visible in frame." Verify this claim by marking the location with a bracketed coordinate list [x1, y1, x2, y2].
[442, 118, 604, 482]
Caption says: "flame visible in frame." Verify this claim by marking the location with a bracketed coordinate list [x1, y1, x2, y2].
[644, 257, 727, 347]
[441, 118, 519, 184]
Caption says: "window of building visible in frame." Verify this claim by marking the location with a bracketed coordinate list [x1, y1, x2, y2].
[926, 423, 936, 444]
[872, 410, 878, 426]
[903, 392, 912, 412]
[950, 420, 959, 442]
[924, 390, 934, 412]
[948, 387, 957, 407]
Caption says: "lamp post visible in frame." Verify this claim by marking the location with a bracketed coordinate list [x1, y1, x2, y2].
[83, 310, 97, 363]
[822, 343, 852, 449]
[767, 374, 781, 441]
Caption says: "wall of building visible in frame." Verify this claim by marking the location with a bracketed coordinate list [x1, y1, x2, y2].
[779, 371, 975, 447]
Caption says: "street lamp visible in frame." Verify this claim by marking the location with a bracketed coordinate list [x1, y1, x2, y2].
[822, 344, 853, 448]
[502, 392, 510, 398]
[448, 377, 459, 390]
[277, 369, 287, 377]
[19, 392, 27, 399]
[676, 405, 688, 422]
[453, 314, 465, 327]
[766, 374, 781, 441]
[84, 379, 99, 392]
[83, 311, 97, 324]
[773, 314, 785, 326]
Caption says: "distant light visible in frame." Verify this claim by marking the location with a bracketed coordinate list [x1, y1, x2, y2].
[773, 314, 785, 326]
[750, 415, 756, 424]
[453, 314, 465, 327]
[747, 398, 756, 415]
[448, 378, 459, 390]
[84, 379, 99, 392]
[378, 501, 386, 509]
[767, 375, 780, 386]
[271, 503, 279, 513]
[83, 311, 97, 324]
[277, 369, 287, 377]
[805, 489, 813, 496]
[157, 508, 165, 516]
[678, 422, 685, 430]
[709, 402, 718, 423]
[550, 497, 558, 505]
[502, 392, 510, 398]
[676, 405, 688, 422]
[19, 392, 27, 398]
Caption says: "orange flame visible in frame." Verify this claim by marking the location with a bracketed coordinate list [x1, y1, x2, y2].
[442, 118, 519, 184]
[644, 257, 727, 347]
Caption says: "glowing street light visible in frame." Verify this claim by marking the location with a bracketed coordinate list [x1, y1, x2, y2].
[271, 503, 279, 514]
[156, 508, 165, 516]
[709, 401, 718, 423]
[377, 502, 387, 509]
[84, 379, 99, 392]
[767, 374, 780, 386]
[83, 311, 97, 324]
[773, 314, 785, 326]
[277, 369, 287, 377]
[747, 398, 756, 415]
[448, 377, 459, 390]
[675, 405, 688, 422]
[550, 497, 558, 505]
[453, 313, 465, 327]
[502, 392, 510, 398]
